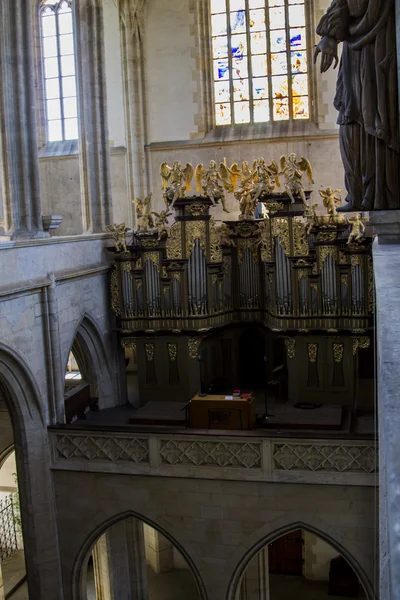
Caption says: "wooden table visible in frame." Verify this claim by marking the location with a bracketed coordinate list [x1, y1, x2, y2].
[189, 393, 255, 430]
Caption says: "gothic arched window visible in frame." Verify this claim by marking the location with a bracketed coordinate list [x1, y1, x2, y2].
[211, 0, 310, 126]
[40, 0, 78, 142]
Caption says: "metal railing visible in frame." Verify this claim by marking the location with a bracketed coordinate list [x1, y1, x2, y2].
[0, 495, 18, 561]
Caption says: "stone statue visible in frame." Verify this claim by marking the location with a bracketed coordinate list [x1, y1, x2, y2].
[195, 160, 233, 213]
[314, 0, 399, 211]
[347, 213, 366, 244]
[132, 193, 154, 232]
[160, 161, 194, 208]
[106, 223, 130, 253]
[319, 187, 342, 216]
[280, 154, 314, 204]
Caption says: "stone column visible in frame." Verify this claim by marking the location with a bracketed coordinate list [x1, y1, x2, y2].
[120, 0, 149, 228]
[0, 560, 4, 600]
[144, 525, 174, 573]
[73, 0, 113, 233]
[237, 548, 269, 600]
[93, 518, 148, 600]
[92, 535, 112, 600]
[0, 0, 47, 239]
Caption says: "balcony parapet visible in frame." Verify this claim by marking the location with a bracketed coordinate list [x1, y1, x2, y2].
[49, 428, 377, 487]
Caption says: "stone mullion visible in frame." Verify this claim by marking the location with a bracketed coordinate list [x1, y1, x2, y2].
[74, 0, 112, 233]
[0, 0, 46, 238]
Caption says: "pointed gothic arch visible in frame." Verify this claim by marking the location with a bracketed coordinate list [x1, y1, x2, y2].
[64, 313, 114, 411]
[226, 515, 376, 600]
[72, 509, 208, 600]
[0, 343, 63, 598]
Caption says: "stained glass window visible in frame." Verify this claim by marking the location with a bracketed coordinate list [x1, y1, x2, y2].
[40, 0, 78, 141]
[211, 0, 309, 126]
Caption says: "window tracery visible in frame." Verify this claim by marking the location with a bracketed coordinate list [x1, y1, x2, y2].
[40, 0, 78, 141]
[210, 0, 310, 126]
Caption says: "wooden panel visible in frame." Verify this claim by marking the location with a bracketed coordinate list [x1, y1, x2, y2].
[269, 530, 303, 576]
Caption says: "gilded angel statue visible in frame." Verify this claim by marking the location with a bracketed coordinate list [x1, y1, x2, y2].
[132, 193, 154, 232]
[195, 160, 233, 213]
[319, 187, 342, 216]
[303, 203, 318, 235]
[347, 213, 367, 245]
[280, 154, 314, 204]
[250, 157, 280, 202]
[106, 223, 130, 253]
[151, 209, 172, 240]
[160, 161, 194, 208]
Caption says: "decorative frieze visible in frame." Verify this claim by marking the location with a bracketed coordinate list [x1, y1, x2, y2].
[273, 443, 377, 473]
[55, 434, 149, 463]
[159, 440, 262, 469]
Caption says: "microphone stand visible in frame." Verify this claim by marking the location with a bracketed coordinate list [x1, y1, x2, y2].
[262, 355, 273, 419]
[197, 353, 207, 397]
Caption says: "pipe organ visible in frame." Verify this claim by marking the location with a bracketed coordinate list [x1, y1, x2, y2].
[110, 194, 373, 335]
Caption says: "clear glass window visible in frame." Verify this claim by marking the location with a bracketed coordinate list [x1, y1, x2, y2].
[40, 0, 78, 141]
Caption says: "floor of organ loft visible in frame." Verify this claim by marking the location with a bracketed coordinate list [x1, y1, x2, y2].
[71, 393, 374, 438]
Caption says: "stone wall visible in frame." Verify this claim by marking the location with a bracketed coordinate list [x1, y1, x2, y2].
[52, 470, 377, 600]
[303, 531, 339, 581]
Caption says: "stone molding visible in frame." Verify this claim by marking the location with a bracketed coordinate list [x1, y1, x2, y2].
[50, 430, 377, 486]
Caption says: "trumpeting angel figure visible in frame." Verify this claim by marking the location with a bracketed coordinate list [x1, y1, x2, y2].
[280, 154, 314, 204]
[160, 161, 194, 208]
[194, 160, 233, 213]
[106, 223, 130, 253]
[347, 213, 367, 245]
[319, 187, 342, 216]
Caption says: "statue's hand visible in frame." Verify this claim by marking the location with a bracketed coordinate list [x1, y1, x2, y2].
[314, 36, 339, 73]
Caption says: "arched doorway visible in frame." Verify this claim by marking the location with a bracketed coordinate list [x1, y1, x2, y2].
[238, 328, 266, 389]
[64, 315, 115, 422]
[83, 516, 202, 600]
[235, 528, 369, 600]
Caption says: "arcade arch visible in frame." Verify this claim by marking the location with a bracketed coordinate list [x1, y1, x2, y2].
[228, 524, 374, 600]
[78, 515, 203, 600]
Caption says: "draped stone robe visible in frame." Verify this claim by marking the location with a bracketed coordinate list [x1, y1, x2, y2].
[317, 0, 400, 210]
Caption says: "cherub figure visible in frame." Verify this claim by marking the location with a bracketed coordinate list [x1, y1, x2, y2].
[303, 203, 318, 235]
[347, 213, 367, 245]
[132, 193, 154, 232]
[195, 160, 233, 213]
[106, 223, 130, 253]
[217, 222, 235, 247]
[280, 153, 314, 204]
[319, 187, 342, 216]
[160, 161, 194, 208]
[151, 209, 172, 240]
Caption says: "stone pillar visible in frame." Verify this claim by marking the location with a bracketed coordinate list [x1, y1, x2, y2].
[0, 0, 47, 239]
[237, 548, 269, 600]
[0, 560, 4, 600]
[93, 518, 148, 600]
[92, 535, 112, 600]
[120, 0, 149, 228]
[144, 525, 174, 573]
[73, 0, 112, 233]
